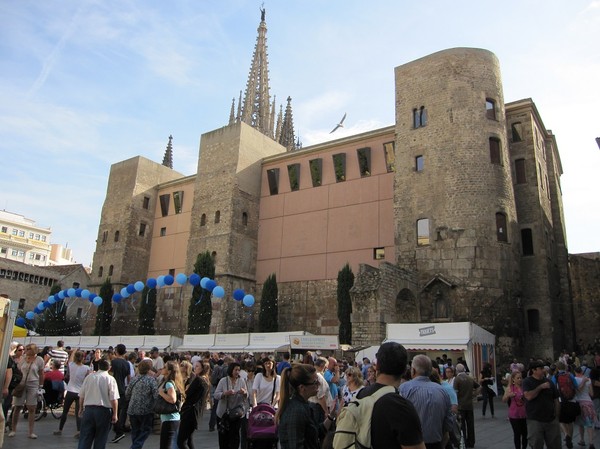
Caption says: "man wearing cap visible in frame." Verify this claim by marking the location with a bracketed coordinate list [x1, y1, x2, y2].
[523, 360, 561, 449]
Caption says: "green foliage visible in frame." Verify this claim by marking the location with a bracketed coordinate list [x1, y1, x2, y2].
[259, 273, 278, 332]
[188, 252, 215, 334]
[337, 263, 354, 345]
[93, 278, 114, 336]
[138, 286, 157, 335]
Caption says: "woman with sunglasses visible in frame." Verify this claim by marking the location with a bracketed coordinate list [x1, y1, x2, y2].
[276, 364, 335, 449]
[341, 366, 364, 406]
[9, 343, 45, 439]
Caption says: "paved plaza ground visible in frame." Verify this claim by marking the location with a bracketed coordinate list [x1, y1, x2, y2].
[2, 400, 599, 449]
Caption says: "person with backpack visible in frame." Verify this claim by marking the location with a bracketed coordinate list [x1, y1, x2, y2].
[333, 342, 425, 449]
[276, 364, 335, 449]
[552, 361, 581, 448]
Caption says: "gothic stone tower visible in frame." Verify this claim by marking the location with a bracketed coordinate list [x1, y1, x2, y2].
[186, 122, 285, 333]
[393, 48, 522, 350]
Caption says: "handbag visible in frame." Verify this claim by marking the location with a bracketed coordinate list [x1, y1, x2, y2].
[13, 360, 33, 398]
[154, 382, 181, 414]
[224, 377, 245, 422]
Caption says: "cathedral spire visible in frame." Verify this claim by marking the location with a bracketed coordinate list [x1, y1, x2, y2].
[279, 96, 296, 152]
[239, 7, 272, 137]
[162, 135, 173, 169]
[229, 98, 235, 125]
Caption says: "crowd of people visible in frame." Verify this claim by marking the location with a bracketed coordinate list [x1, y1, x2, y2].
[2, 340, 600, 449]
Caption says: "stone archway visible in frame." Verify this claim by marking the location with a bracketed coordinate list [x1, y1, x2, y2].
[395, 288, 418, 321]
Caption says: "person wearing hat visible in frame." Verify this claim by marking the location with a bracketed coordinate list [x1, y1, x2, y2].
[523, 360, 561, 449]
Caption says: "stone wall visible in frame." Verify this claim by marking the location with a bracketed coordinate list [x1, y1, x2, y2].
[569, 253, 600, 350]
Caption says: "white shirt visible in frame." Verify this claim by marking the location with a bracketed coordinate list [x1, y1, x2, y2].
[252, 373, 280, 406]
[66, 362, 90, 394]
[80, 370, 120, 408]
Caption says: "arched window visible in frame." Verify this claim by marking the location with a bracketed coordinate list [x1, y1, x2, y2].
[496, 212, 508, 242]
[98, 266, 104, 278]
[215, 211, 220, 224]
[114, 230, 120, 242]
[211, 251, 217, 264]
[242, 212, 248, 226]
[200, 214, 206, 226]
[108, 265, 114, 276]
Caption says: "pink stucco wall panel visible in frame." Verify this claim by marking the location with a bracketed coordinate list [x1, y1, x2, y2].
[257, 217, 283, 259]
[379, 198, 395, 247]
[328, 176, 380, 208]
[255, 258, 281, 284]
[259, 194, 285, 220]
[280, 254, 327, 282]
[281, 210, 328, 257]
[283, 188, 329, 215]
[326, 202, 381, 252]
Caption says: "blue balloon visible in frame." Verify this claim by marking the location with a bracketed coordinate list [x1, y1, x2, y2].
[75, 288, 83, 297]
[200, 277, 210, 289]
[26, 311, 35, 320]
[54, 294, 61, 302]
[134, 281, 145, 292]
[38, 301, 45, 310]
[206, 280, 217, 292]
[243, 295, 255, 307]
[126, 284, 136, 294]
[213, 286, 225, 298]
[93, 296, 103, 306]
[42, 301, 50, 309]
[164, 275, 174, 286]
[67, 288, 76, 297]
[88, 293, 97, 303]
[16, 317, 26, 327]
[112, 293, 122, 303]
[189, 273, 201, 286]
[58, 291, 65, 299]
[81, 289, 91, 299]
[48, 296, 56, 305]
[120, 287, 130, 298]
[175, 273, 187, 285]
[157, 275, 166, 287]
[233, 289, 245, 301]
[63, 289, 71, 297]
[34, 307, 41, 314]
[146, 278, 157, 289]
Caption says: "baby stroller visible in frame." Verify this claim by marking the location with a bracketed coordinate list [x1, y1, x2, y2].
[247, 404, 278, 449]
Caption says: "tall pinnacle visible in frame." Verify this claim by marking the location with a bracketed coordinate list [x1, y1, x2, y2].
[280, 96, 296, 152]
[240, 7, 272, 137]
[162, 135, 173, 169]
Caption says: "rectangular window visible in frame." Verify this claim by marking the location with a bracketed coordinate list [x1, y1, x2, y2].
[486, 99, 496, 120]
[413, 106, 427, 128]
[521, 228, 534, 255]
[515, 159, 527, 184]
[333, 153, 346, 182]
[35, 254, 41, 260]
[489, 138, 501, 164]
[159, 194, 170, 217]
[496, 212, 508, 242]
[1, 226, 7, 233]
[373, 247, 385, 260]
[29, 253, 35, 259]
[41, 235, 46, 242]
[168, 268, 175, 276]
[102, 231, 108, 244]
[11, 249, 18, 256]
[383, 142, 395, 173]
[35, 234, 40, 240]
[173, 191, 184, 214]
[143, 196, 150, 209]
[417, 218, 430, 246]
[17, 250, 24, 257]
[0, 247, 6, 254]
[139, 222, 147, 237]
[12, 229, 17, 235]
[415, 155, 424, 172]
[357, 147, 371, 177]
[160, 227, 167, 237]
[287, 163, 300, 191]
[527, 309, 540, 332]
[29, 232, 34, 238]
[511, 122, 523, 142]
[309, 159, 322, 187]
[267, 168, 280, 195]
[18, 230, 25, 237]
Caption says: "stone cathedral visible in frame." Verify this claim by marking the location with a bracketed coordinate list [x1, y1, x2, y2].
[90, 10, 576, 361]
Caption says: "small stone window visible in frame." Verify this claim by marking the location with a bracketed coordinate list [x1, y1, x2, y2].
[413, 106, 427, 129]
[139, 222, 147, 237]
[108, 265, 114, 276]
[267, 168, 280, 195]
[214, 211, 220, 224]
[114, 230, 120, 242]
[511, 122, 523, 142]
[242, 212, 248, 226]
[496, 212, 508, 242]
[489, 137, 501, 165]
[486, 98, 496, 120]
[417, 218, 430, 246]
[415, 155, 424, 172]
[143, 196, 150, 209]
[160, 227, 167, 237]
[527, 309, 540, 333]
[98, 266, 104, 278]
[521, 228, 534, 255]
[200, 214, 206, 226]
[102, 231, 108, 244]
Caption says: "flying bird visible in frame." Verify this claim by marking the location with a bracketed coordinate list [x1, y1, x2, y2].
[330, 112, 347, 134]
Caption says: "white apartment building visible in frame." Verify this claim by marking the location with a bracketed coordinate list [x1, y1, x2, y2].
[0, 210, 52, 266]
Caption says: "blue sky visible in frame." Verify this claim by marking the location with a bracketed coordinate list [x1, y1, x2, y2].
[1, 0, 599, 267]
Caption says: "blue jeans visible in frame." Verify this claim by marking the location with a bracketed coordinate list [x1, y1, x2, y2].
[77, 406, 113, 449]
[160, 420, 179, 449]
[129, 414, 154, 449]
